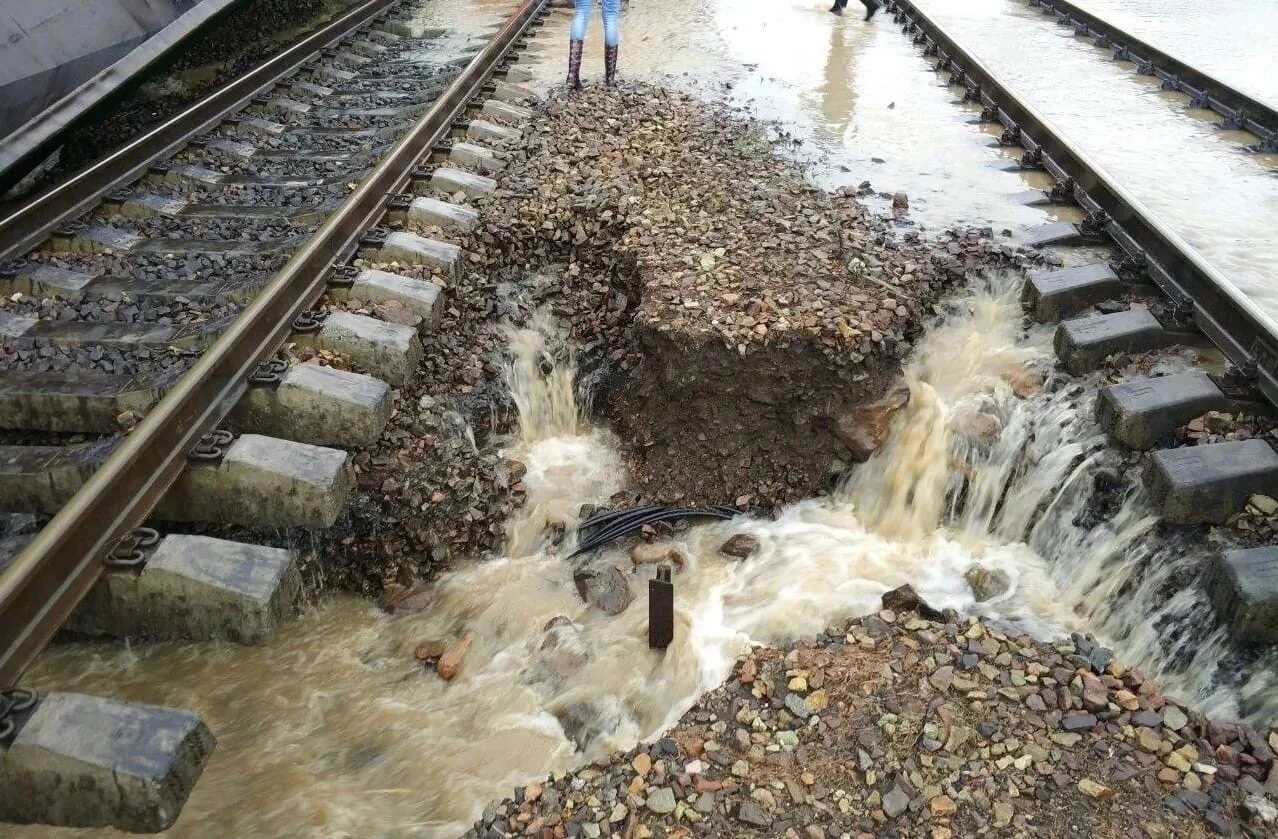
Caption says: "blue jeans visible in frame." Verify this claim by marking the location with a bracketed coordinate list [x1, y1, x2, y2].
[571, 0, 620, 46]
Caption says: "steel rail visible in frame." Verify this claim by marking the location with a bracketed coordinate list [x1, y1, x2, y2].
[1023, 0, 1278, 150]
[0, 0, 400, 264]
[884, 0, 1278, 407]
[0, 0, 549, 688]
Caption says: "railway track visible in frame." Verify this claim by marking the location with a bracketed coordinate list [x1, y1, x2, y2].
[0, 0, 1273, 830]
[0, 0, 548, 828]
[884, 0, 1278, 644]
[1020, 0, 1278, 152]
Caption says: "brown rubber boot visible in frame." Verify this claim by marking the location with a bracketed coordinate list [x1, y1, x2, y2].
[604, 44, 619, 87]
[567, 39, 584, 90]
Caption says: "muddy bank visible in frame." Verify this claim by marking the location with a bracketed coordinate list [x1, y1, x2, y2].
[477, 85, 1032, 506]
[466, 591, 1278, 839]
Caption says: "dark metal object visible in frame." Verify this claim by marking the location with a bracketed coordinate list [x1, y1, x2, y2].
[248, 357, 289, 386]
[327, 264, 360, 288]
[0, 0, 400, 264]
[104, 527, 161, 570]
[189, 429, 235, 462]
[0, 687, 38, 743]
[1046, 177, 1075, 204]
[886, 0, 1278, 420]
[1024, 0, 1278, 148]
[571, 505, 738, 558]
[291, 309, 328, 333]
[0, 0, 552, 688]
[648, 566, 673, 650]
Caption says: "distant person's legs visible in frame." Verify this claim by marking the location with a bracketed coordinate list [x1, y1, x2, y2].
[568, 0, 593, 89]
[602, 0, 621, 85]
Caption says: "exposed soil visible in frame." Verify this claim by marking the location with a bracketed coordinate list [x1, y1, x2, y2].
[196, 84, 1042, 597]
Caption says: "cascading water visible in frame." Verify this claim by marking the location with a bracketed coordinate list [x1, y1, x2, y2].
[15, 274, 1274, 838]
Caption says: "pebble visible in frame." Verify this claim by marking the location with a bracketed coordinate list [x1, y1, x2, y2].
[645, 787, 676, 814]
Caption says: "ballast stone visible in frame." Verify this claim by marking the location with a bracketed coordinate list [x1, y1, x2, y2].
[1023, 263, 1123, 323]
[68, 535, 300, 644]
[1144, 439, 1278, 524]
[1206, 546, 1278, 644]
[1096, 371, 1229, 450]
[0, 692, 214, 832]
[1054, 309, 1172, 374]
[232, 363, 391, 447]
[157, 433, 351, 528]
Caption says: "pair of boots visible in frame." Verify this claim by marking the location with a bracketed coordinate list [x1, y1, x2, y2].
[566, 40, 617, 89]
[831, 0, 881, 19]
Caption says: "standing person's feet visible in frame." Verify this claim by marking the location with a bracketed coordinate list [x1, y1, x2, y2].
[861, 0, 882, 19]
[829, 1, 845, 15]
[604, 44, 619, 87]
[567, 39, 584, 90]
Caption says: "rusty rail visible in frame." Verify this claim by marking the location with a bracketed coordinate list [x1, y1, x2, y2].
[0, 0, 549, 688]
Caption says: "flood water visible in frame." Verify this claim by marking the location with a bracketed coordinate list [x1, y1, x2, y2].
[11, 0, 1278, 836]
[520, 0, 1278, 317]
[1064, 0, 1278, 104]
[20, 264, 1275, 836]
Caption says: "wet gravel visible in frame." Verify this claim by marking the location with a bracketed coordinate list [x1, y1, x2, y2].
[84, 213, 310, 243]
[467, 591, 1278, 839]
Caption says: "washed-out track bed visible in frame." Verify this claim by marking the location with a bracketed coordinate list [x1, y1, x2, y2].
[0, 0, 552, 830]
[881, 0, 1278, 680]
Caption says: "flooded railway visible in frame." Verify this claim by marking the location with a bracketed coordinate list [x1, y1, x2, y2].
[3, 0, 1278, 835]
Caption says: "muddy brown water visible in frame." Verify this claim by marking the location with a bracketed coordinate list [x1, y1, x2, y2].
[19, 268, 1271, 837]
[11, 0, 1278, 836]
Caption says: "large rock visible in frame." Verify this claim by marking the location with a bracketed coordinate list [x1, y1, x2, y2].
[881, 583, 943, 620]
[572, 565, 634, 615]
[825, 379, 911, 462]
[964, 565, 1011, 602]
[719, 533, 760, 559]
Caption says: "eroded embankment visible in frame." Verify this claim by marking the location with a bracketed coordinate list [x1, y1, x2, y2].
[479, 86, 1028, 507]
[304, 85, 1034, 595]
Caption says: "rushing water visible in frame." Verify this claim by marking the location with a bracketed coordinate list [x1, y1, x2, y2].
[18, 266, 1276, 837]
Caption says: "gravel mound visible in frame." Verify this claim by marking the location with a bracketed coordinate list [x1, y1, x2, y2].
[466, 591, 1278, 838]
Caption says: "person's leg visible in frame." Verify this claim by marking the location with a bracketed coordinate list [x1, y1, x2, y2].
[830, 0, 847, 15]
[860, 0, 882, 19]
[568, 0, 592, 88]
[602, 0, 621, 86]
